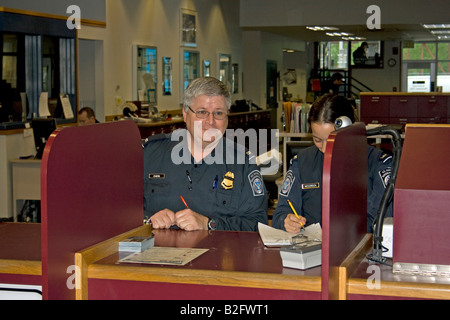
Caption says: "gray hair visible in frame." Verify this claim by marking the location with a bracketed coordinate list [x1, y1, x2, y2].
[183, 77, 231, 112]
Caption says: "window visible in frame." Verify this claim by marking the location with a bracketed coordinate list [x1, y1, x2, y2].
[182, 50, 199, 91]
[0, 12, 77, 126]
[437, 42, 450, 92]
[0, 33, 25, 122]
[135, 46, 157, 104]
[319, 41, 348, 69]
[402, 41, 450, 92]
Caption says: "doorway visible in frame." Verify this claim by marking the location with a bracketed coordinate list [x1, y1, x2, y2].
[78, 39, 104, 122]
[402, 61, 436, 92]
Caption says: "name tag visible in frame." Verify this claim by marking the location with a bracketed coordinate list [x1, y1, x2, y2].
[149, 173, 165, 179]
[302, 182, 319, 190]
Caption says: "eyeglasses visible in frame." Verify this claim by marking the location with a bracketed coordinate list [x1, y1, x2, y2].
[187, 106, 228, 120]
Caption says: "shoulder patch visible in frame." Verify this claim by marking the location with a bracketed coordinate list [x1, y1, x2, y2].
[248, 170, 264, 196]
[379, 167, 391, 188]
[280, 170, 295, 197]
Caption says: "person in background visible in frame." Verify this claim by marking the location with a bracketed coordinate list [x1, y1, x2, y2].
[78, 106, 99, 125]
[322, 72, 343, 95]
[353, 42, 369, 65]
[272, 93, 392, 233]
[143, 77, 268, 231]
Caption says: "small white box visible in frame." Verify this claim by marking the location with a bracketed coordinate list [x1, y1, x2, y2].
[280, 244, 322, 270]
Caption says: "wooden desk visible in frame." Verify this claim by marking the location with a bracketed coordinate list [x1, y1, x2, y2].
[76, 225, 322, 300]
[0, 223, 42, 299]
[10, 159, 41, 222]
[346, 254, 450, 300]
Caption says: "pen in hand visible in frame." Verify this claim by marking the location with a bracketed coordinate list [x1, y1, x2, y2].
[287, 199, 305, 230]
[180, 195, 189, 209]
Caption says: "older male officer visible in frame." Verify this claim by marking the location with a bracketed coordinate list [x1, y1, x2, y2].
[143, 77, 268, 231]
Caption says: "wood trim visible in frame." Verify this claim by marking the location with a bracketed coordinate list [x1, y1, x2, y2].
[0, 129, 25, 136]
[0, 7, 106, 28]
[360, 92, 450, 96]
[75, 224, 151, 300]
[0, 259, 41, 276]
[348, 278, 450, 300]
[88, 264, 321, 293]
[337, 233, 372, 300]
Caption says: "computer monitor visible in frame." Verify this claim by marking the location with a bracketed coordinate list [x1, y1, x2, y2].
[32, 118, 57, 159]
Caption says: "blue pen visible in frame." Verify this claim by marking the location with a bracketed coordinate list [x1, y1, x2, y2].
[212, 175, 218, 189]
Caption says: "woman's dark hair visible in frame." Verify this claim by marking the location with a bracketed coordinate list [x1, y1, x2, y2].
[308, 93, 356, 125]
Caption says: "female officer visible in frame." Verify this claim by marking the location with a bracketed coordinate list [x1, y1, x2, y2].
[272, 93, 392, 233]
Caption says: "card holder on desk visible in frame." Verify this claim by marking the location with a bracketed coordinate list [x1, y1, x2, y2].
[280, 242, 322, 270]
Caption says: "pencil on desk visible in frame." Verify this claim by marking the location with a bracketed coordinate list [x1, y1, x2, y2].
[287, 199, 304, 229]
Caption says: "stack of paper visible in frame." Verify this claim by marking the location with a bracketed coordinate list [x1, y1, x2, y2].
[119, 235, 155, 252]
[258, 222, 321, 247]
[258, 223, 322, 270]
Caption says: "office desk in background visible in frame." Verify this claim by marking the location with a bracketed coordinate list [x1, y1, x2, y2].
[10, 159, 41, 222]
[76, 225, 322, 300]
[0, 223, 42, 299]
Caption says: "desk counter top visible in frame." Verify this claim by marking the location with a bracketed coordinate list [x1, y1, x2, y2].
[347, 258, 450, 300]
[83, 228, 321, 297]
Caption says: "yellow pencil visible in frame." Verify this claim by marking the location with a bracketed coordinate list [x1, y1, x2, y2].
[287, 199, 305, 229]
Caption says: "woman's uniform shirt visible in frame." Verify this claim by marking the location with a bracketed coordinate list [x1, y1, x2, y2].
[272, 145, 392, 232]
[143, 129, 268, 231]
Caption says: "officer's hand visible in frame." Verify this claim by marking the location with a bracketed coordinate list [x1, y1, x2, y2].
[150, 209, 176, 229]
[284, 213, 306, 234]
[175, 209, 209, 231]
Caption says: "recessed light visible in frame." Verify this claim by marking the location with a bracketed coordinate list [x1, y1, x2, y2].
[431, 30, 450, 34]
[423, 24, 450, 29]
[306, 26, 339, 32]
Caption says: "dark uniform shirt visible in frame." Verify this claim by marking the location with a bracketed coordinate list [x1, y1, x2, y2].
[143, 129, 268, 231]
[272, 145, 392, 232]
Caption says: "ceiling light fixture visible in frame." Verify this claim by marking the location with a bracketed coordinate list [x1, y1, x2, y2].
[423, 24, 450, 29]
[326, 32, 354, 37]
[306, 26, 339, 32]
[431, 30, 450, 34]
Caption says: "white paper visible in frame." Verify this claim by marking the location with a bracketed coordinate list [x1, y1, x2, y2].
[59, 94, 74, 119]
[258, 222, 322, 247]
[38, 92, 50, 117]
[118, 246, 208, 266]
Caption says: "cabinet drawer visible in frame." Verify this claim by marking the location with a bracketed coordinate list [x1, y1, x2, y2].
[360, 116, 389, 125]
[389, 96, 418, 117]
[418, 96, 447, 118]
[417, 117, 446, 124]
[360, 95, 389, 117]
[390, 117, 417, 124]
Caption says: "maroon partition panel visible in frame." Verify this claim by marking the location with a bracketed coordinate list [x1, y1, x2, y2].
[321, 123, 368, 300]
[393, 125, 450, 266]
[40, 121, 144, 300]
